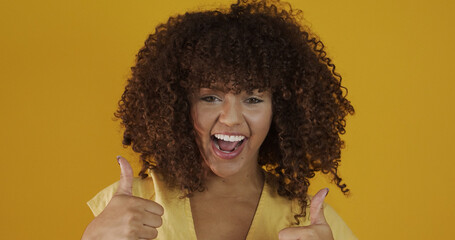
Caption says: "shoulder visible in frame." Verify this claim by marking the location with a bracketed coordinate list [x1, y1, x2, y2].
[263, 172, 357, 239]
[86, 177, 155, 217]
[320, 202, 358, 240]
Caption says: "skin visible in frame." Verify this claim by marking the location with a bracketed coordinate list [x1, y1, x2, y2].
[189, 86, 333, 240]
[278, 188, 334, 240]
[81, 86, 334, 239]
[188, 87, 272, 239]
[81, 156, 164, 240]
[189, 87, 273, 182]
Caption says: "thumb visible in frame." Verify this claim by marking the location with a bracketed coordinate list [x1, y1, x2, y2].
[310, 188, 329, 225]
[115, 155, 133, 196]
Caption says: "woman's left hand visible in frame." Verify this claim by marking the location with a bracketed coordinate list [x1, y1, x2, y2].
[278, 188, 334, 240]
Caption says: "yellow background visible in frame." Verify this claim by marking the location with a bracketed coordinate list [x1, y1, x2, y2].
[1, 0, 454, 239]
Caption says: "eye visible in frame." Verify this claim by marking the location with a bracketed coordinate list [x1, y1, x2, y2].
[200, 95, 221, 103]
[245, 97, 263, 104]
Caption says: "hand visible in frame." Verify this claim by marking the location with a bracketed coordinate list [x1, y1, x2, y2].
[82, 156, 164, 240]
[278, 188, 334, 240]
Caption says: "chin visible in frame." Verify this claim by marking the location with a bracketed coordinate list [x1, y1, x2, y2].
[206, 159, 243, 178]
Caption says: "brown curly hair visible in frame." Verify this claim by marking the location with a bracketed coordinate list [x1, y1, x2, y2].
[114, 0, 355, 224]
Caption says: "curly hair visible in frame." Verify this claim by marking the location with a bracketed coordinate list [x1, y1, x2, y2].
[114, 0, 355, 224]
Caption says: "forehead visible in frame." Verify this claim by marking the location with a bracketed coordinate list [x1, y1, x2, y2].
[185, 60, 276, 91]
[196, 81, 271, 94]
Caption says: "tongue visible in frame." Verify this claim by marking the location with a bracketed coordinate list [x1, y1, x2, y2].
[218, 140, 239, 151]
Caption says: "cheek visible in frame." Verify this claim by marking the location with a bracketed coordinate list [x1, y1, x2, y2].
[258, 115, 273, 138]
[190, 108, 205, 151]
[248, 108, 273, 136]
[191, 106, 211, 137]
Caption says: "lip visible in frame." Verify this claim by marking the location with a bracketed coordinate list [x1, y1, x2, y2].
[211, 136, 247, 160]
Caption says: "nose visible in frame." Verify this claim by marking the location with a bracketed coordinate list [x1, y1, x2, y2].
[219, 96, 242, 127]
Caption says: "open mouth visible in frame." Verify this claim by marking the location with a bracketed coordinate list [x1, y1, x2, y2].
[212, 135, 245, 153]
[210, 134, 247, 159]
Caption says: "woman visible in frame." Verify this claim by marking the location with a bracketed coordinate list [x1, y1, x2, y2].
[82, 0, 357, 239]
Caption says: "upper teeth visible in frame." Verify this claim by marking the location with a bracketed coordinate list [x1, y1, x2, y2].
[214, 134, 245, 142]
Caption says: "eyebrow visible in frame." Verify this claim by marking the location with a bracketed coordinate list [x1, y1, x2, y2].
[198, 88, 268, 97]
[199, 85, 228, 93]
[208, 83, 229, 92]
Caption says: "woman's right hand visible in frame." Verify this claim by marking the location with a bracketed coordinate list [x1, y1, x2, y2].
[81, 156, 164, 240]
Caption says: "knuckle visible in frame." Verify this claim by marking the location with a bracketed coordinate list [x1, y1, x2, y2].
[278, 228, 292, 239]
[151, 228, 158, 238]
[156, 217, 163, 227]
[149, 201, 164, 215]
[157, 204, 165, 215]
[123, 226, 137, 238]
[126, 196, 139, 205]
[304, 228, 317, 238]
[125, 213, 138, 225]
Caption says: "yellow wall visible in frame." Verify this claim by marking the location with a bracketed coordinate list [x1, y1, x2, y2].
[1, 0, 454, 239]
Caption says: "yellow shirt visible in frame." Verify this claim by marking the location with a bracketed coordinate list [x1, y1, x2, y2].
[87, 171, 357, 240]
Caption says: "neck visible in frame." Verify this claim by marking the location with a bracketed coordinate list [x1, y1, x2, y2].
[202, 164, 265, 198]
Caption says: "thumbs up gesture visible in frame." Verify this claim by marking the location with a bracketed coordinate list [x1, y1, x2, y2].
[278, 188, 334, 240]
[82, 156, 164, 240]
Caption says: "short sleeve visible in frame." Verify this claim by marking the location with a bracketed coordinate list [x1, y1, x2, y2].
[323, 203, 358, 240]
[86, 181, 119, 217]
[86, 177, 155, 217]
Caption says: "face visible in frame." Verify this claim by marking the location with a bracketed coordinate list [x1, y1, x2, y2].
[190, 86, 273, 178]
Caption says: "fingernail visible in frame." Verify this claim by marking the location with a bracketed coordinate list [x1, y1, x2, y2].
[116, 155, 122, 164]
[325, 188, 329, 197]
